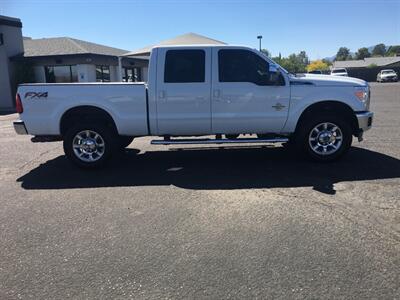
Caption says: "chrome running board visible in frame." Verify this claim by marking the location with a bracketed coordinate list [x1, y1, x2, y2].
[151, 137, 289, 145]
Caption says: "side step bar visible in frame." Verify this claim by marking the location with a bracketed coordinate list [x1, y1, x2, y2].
[151, 137, 289, 145]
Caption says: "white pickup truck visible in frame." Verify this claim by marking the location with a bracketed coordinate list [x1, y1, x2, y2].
[14, 45, 373, 168]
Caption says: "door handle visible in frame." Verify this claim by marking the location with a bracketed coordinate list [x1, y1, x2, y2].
[159, 90, 166, 99]
[213, 89, 221, 98]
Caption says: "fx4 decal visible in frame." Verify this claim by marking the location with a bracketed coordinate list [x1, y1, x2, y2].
[25, 92, 48, 99]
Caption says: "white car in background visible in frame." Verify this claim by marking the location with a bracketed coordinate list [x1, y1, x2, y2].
[331, 68, 348, 77]
[377, 69, 398, 82]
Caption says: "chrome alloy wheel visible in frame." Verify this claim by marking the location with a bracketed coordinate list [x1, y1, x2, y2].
[308, 122, 343, 156]
[72, 130, 105, 162]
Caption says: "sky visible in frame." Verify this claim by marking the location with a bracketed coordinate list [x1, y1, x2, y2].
[1, 0, 399, 60]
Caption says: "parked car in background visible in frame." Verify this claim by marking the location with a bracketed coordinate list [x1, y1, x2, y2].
[331, 68, 348, 77]
[377, 69, 398, 82]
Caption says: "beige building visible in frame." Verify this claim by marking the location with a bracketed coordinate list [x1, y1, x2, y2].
[0, 14, 147, 112]
[16, 37, 147, 84]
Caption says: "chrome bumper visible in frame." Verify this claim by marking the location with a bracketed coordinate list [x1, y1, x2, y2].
[356, 111, 373, 132]
[13, 120, 28, 135]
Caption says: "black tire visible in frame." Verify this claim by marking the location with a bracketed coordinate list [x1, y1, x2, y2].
[63, 123, 117, 168]
[295, 115, 352, 162]
[118, 136, 134, 149]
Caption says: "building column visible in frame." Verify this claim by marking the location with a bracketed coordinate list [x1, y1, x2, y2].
[142, 67, 148, 82]
[118, 57, 123, 82]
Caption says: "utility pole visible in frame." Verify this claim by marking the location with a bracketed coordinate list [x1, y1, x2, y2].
[257, 35, 263, 51]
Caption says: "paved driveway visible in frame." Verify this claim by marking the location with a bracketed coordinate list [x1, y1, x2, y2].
[0, 83, 399, 299]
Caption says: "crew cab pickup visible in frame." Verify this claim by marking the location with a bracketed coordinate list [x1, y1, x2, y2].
[14, 45, 374, 168]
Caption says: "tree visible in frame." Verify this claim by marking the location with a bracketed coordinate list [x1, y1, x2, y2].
[386, 45, 400, 56]
[274, 51, 309, 74]
[306, 60, 330, 72]
[355, 47, 371, 60]
[298, 51, 310, 65]
[372, 43, 386, 57]
[322, 58, 333, 66]
[336, 47, 351, 61]
[260, 49, 271, 57]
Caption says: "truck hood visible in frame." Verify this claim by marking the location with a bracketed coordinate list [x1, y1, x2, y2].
[290, 73, 367, 87]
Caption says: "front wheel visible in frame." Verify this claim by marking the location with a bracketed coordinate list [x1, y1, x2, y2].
[296, 116, 352, 162]
[63, 123, 117, 168]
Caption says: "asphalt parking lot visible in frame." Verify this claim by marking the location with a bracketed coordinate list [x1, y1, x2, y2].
[0, 82, 399, 299]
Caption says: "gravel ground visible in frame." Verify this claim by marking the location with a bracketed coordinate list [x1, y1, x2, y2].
[0, 82, 399, 299]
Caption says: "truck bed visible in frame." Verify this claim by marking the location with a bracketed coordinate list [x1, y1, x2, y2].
[17, 83, 148, 136]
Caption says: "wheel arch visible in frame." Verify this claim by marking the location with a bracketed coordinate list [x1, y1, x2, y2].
[60, 105, 118, 136]
[294, 100, 359, 136]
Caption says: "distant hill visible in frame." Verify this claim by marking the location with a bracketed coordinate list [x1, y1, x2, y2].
[322, 55, 336, 62]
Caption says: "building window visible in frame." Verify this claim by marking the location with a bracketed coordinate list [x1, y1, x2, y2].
[96, 65, 110, 82]
[0, 33, 4, 46]
[44, 65, 77, 83]
[164, 50, 205, 83]
[122, 67, 142, 82]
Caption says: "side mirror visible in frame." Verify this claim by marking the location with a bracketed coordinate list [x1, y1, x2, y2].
[268, 64, 284, 86]
[269, 64, 279, 73]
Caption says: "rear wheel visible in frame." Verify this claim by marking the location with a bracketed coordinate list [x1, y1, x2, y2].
[296, 115, 352, 162]
[63, 123, 117, 168]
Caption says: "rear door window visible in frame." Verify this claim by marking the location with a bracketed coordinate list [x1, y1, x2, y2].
[164, 50, 205, 83]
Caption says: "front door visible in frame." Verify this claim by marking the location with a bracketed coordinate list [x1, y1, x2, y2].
[156, 47, 212, 135]
[211, 48, 290, 134]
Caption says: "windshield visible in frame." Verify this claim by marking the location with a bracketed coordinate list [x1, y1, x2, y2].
[382, 70, 395, 74]
[332, 69, 346, 73]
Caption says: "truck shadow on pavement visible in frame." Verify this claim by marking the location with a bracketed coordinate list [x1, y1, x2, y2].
[17, 146, 400, 195]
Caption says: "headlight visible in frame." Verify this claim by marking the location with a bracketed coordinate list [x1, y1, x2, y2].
[354, 86, 369, 103]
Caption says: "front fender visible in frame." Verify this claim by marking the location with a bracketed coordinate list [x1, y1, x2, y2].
[282, 86, 363, 133]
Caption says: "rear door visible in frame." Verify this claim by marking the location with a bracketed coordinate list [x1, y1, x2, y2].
[156, 47, 212, 135]
[211, 48, 290, 134]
